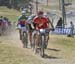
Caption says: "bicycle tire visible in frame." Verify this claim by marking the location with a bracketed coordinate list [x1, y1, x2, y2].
[22, 31, 28, 48]
[33, 34, 37, 53]
[40, 34, 45, 57]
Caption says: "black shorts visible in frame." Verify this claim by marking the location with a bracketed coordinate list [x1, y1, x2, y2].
[29, 24, 34, 31]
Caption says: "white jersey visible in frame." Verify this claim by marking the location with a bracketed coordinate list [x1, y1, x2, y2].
[27, 14, 36, 24]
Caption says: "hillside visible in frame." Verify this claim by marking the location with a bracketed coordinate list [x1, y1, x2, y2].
[0, 6, 20, 22]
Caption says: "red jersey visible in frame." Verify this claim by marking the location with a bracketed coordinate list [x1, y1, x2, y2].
[33, 16, 48, 30]
[19, 20, 26, 25]
[18, 20, 26, 27]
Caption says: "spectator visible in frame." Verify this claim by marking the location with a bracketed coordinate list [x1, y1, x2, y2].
[3, 17, 9, 30]
[56, 17, 63, 28]
[0, 16, 3, 25]
[70, 21, 74, 37]
[0, 16, 3, 35]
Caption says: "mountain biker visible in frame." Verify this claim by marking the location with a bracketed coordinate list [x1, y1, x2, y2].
[3, 17, 9, 31]
[0, 16, 3, 35]
[70, 21, 74, 37]
[17, 11, 28, 40]
[0, 16, 3, 25]
[27, 14, 36, 47]
[0, 16, 3, 26]
[32, 11, 54, 49]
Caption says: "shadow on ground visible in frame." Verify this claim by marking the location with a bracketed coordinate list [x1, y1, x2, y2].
[44, 54, 60, 59]
[47, 48, 61, 52]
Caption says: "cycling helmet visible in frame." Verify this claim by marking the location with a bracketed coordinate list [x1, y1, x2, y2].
[38, 11, 44, 15]
[44, 13, 48, 18]
[21, 11, 26, 15]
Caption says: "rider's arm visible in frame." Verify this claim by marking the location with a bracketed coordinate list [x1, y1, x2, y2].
[47, 18, 54, 30]
[32, 17, 38, 29]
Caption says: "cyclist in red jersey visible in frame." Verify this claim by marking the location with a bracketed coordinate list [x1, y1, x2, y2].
[33, 11, 48, 30]
[32, 11, 54, 49]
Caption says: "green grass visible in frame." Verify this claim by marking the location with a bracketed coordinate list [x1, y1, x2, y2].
[56, 38, 75, 49]
[47, 35, 75, 59]
[49, 35, 75, 49]
[0, 6, 20, 22]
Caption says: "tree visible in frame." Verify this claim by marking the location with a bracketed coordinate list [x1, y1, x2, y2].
[0, 0, 33, 10]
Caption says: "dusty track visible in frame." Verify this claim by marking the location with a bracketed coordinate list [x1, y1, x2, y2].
[0, 26, 75, 64]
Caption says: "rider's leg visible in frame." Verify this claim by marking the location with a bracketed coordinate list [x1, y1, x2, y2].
[30, 31, 32, 42]
[19, 29, 22, 40]
[32, 30, 36, 47]
[29, 31, 33, 47]
[35, 32, 40, 48]
[18, 24, 22, 40]
[32, 30, 40, 53]
[44, 33, 49, 49]
[32, 30, 40, 49]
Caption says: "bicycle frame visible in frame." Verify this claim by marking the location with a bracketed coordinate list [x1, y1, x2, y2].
[32, 29, 47, 57]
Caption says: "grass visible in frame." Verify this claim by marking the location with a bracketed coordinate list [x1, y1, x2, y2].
[57, 38, 75, 47]
[0, 6, 20, 22]
[46, 35, 75, 59]
[49, 35, 75, 48]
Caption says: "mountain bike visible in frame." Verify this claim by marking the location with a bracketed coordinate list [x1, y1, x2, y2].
[32, 29, 48, 58]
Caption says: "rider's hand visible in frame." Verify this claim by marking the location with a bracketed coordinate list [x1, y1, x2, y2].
[39, 23, 43, 27]
[46, 28, 50, 32]
[51, 28, 55, 31]
[47, 28, 55, 31]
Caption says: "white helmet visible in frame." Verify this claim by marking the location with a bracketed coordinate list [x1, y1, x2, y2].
[21, 11, 26, 15]
[31, 14, 36, 17]
[23, 8, 27, 11]
[44, 13, 48, 17]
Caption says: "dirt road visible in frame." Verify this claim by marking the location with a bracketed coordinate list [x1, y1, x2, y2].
[0, 27, 75, 64]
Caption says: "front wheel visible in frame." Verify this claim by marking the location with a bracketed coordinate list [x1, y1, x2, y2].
[22, 32, 28, 48]
[40, 35, 45, 57]
[32, 34, 37, 53]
